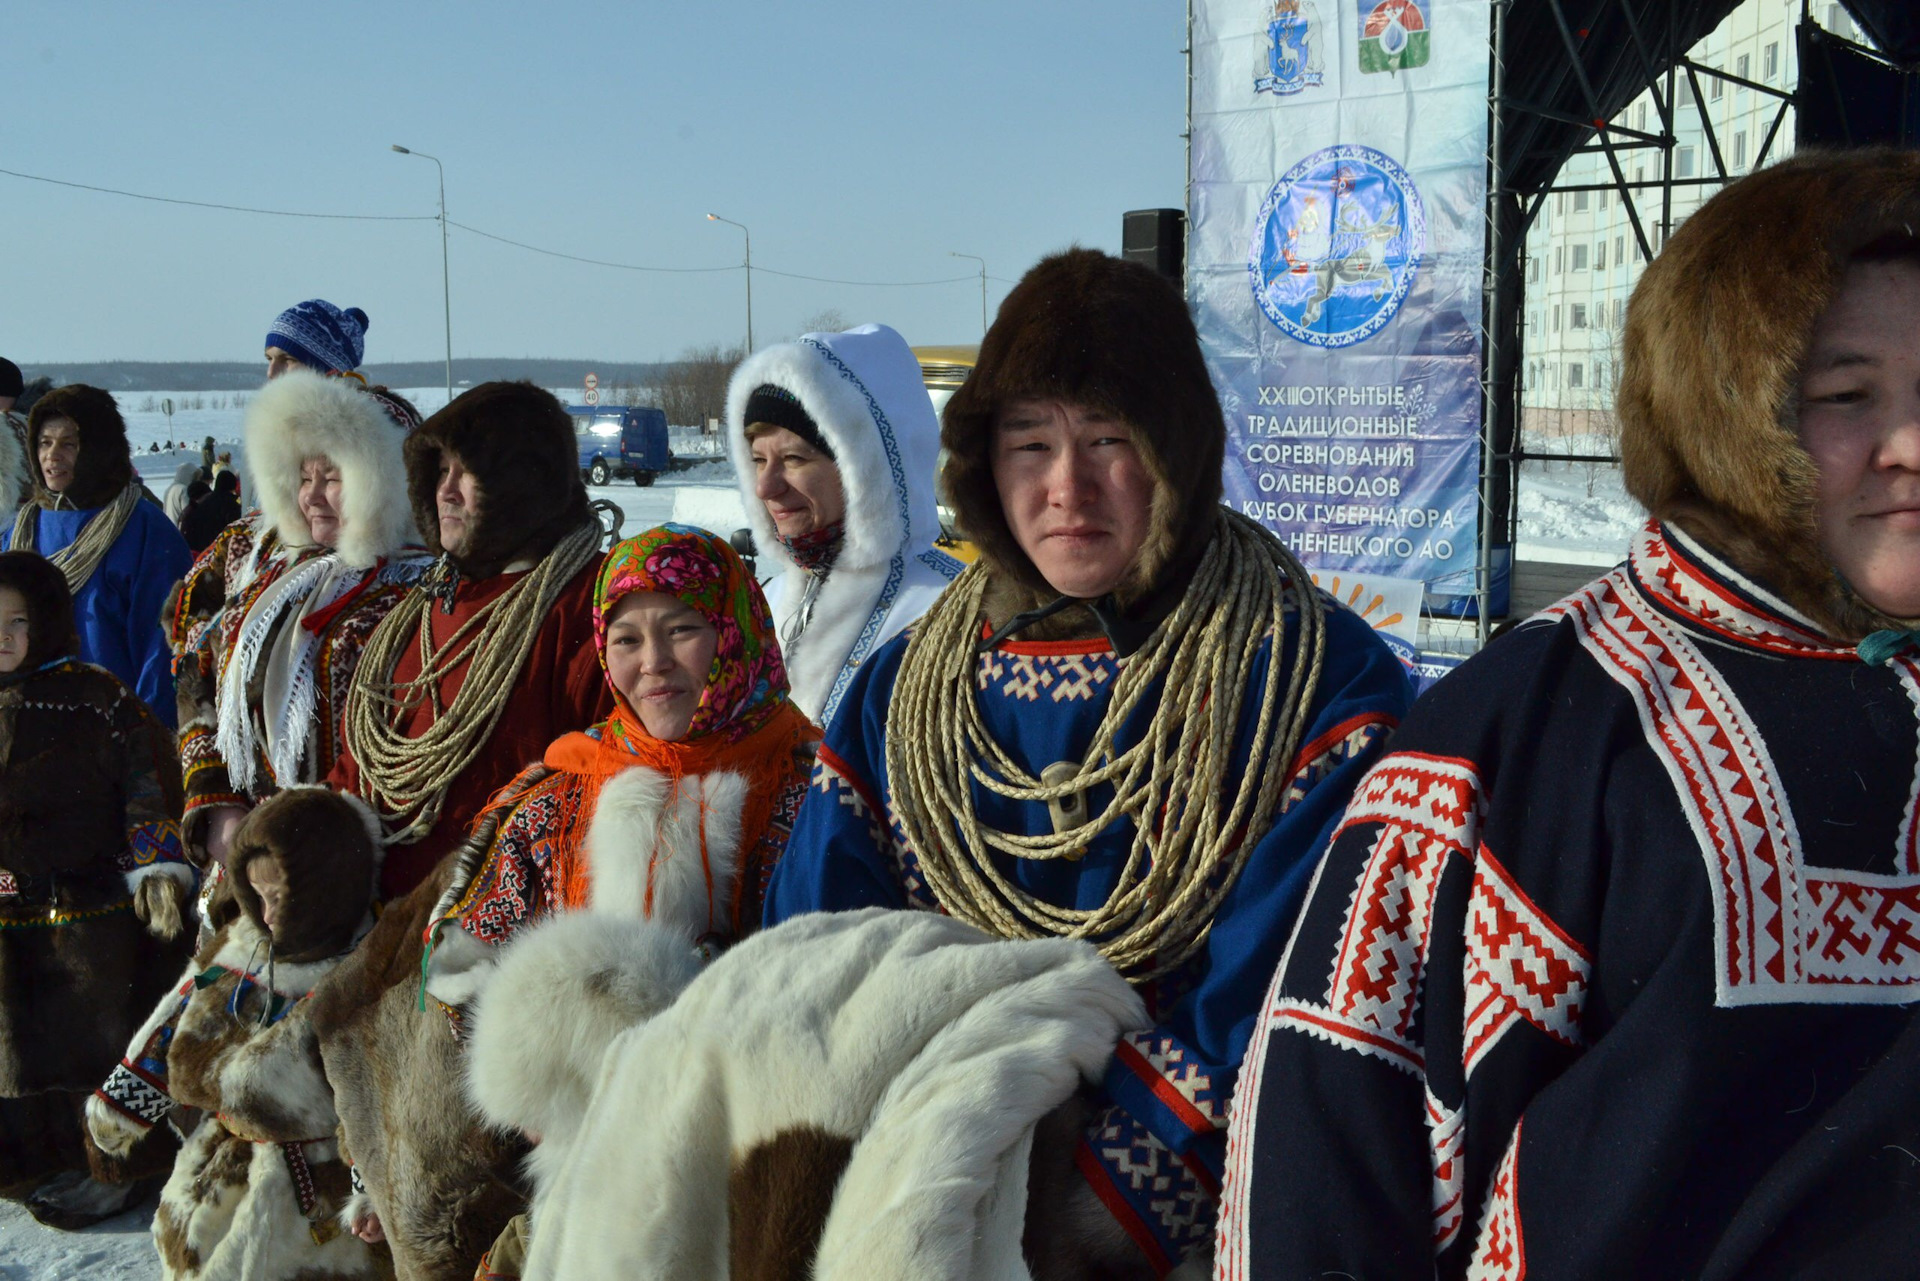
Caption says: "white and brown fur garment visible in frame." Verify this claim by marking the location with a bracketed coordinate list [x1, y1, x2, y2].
[468, 908, 1146, 1281]
[310, 765, 749, 1281]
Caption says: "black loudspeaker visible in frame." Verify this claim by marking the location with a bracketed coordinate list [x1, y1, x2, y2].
[1122, 209, 1186, 288]
[1797, 21, 1920, 147]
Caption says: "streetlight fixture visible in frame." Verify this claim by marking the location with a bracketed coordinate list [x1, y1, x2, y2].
[392, 144, 453, 403]
[706, 213, 752, 352]
[950, 252, 988, 336]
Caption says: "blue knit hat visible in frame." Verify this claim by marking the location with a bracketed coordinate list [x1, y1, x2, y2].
[265, 300, 369, 375]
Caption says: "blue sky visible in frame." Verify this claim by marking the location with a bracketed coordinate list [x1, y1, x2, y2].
[4, 1, 1186, 364]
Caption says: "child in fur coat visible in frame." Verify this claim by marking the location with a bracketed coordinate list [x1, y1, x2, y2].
[87, 786, 390, 1281]
[0, 550, 196, 1227]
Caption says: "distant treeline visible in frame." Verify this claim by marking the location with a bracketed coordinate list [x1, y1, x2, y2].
[18, 359, 667, 393]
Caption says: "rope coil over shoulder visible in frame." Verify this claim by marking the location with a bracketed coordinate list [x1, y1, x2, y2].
[343, 522, 601, 844]
[885, 507, 1326, 981]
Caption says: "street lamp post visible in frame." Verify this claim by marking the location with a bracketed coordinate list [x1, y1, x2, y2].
[950, 252, 988, 335]
[392, 144, 453, 403]
[706, 213, 752, 352]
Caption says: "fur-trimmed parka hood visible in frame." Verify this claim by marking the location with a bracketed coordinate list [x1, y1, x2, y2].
[941, 248, 1224, 629]
[404, 381, 592, 579]
[245, 369, 422, 569]
[26, 384, 134, 510]
[227, 786, 381, 964]
[724, 324, 961, 722]
[1621, 147, 1920, 642]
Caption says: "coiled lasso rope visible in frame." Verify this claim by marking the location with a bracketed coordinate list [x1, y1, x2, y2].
[343, 521, 602, 844]
[885, 507, 1326, 981]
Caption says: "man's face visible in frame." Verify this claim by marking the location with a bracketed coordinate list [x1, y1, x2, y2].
[37, 418, 80, 494]
[0, 586, 29, 675]
[749, 425, 846, 540]
[989, 397, 1156, 600]
[266, 347, 304, 380]
[1798, 258, 1920, 620]
[435, 453, 482, 556]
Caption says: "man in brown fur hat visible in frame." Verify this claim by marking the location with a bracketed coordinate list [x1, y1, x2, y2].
[1223, 149, 1920, 1278]
[766, 248, 1412, 1276]
[329, 381, 612, 899]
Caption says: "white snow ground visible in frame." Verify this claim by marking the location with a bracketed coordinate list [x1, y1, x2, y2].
[0, 1194, 159, 1279]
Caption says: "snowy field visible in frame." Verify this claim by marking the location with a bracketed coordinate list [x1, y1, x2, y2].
[112, 387, 750, 547]
[1514, 445, 1644, 568]
[0, 1194, 158, 1279]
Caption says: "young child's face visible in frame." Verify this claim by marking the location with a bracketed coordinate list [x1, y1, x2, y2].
[245, 854, 290, 933]
[0, 586, 30, 674]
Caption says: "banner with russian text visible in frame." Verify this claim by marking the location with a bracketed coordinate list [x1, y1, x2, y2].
[1190, 0, 1489, 595]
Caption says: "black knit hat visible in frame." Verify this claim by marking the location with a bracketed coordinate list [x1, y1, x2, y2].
[743, 384, 835, 460]
[0, 360, 22, 399]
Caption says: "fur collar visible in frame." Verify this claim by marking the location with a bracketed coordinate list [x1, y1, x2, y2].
[1618, 148, 1920, 642]
[243, 370, 421, 570]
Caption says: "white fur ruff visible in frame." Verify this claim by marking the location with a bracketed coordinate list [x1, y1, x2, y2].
[584, 766, 747, 941]
[242, 369, 418, 569]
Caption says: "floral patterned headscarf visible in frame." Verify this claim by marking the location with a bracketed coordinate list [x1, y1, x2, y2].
[593, 524, 790, 744]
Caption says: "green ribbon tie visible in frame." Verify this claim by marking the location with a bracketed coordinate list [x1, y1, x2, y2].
[1857, 628, 1920, 666]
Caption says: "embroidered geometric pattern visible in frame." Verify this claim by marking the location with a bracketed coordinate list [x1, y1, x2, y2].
[1554, 556, 1920, 1005]
[812, 746, 939, 911]
[1464, 846, 1591, 1077]
[1281, 716, 1392, 812]
[1631, 522, 1844, 661]
[976, 646, 1117, 703]
[121, 819, 184, 871]
[1428, 1086, 1467, 1252]
[1119, 1030, 1229, 1131]
[457, 781, 567, 945]
[96, 1060, 170, 1127]
[1467, 1120, 1526, 1281]
[1088, 1106, 1216, 1265]
[1331, 756, 1482, 1036]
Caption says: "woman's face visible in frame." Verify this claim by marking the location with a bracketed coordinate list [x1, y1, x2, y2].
[750, 426, 846, 540]
[299, 455, 345, 547]
[602, 590, 720, 742]
[0, 586, 30, 674]
[1798, 258, 1920, 620]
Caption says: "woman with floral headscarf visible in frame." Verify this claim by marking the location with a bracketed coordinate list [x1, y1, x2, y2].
[330, 525, 820, 1279]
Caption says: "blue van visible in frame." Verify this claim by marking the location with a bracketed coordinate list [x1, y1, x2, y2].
[568, 406, 671, 486]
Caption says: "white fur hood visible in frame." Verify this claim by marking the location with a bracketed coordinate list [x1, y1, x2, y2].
[725, 324, 961, 725]
[244, 369, 420, 569]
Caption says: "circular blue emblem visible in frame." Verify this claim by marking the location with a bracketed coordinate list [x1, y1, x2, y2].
[1248, 144, 1427, 348]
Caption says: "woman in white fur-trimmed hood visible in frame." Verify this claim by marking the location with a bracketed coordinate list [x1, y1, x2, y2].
[725, 322, 963, 727]
[167, 367, 432, 896]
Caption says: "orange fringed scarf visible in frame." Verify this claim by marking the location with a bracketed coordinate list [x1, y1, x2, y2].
[540, 699, 817, 929]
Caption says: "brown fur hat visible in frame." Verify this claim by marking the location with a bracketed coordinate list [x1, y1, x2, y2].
[0, 551, 78, 675]
[1619, 147, 1920, 641]
[227, 787, 381, 964]
[941, 249, 1224, 615]
[26, 384, 134, 509]
[404, 381, 591, 579]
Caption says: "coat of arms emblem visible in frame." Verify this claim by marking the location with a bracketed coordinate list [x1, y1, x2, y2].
[1358, 0, 1432, 74]
[1248, 144, 1427, 348]
[1256, 0, 1326, 96]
